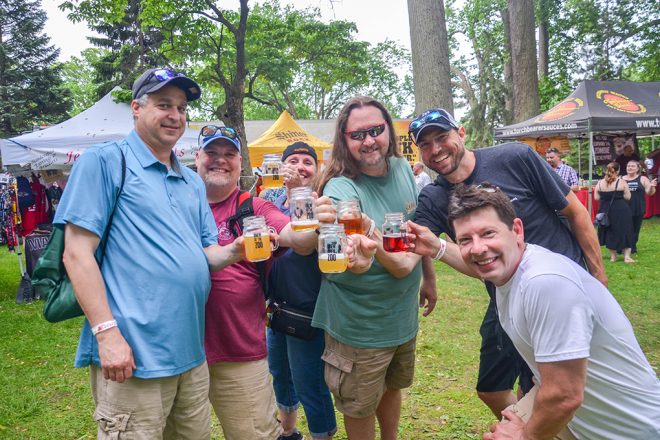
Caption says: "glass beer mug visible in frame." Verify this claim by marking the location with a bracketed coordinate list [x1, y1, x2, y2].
[337, 200, 363, 235]
[382, 212, 409, 252]
[243, 215, 271, 262]
[317, 224, 348, 273]
[289, 187, 319, 232]
[261, 154, 283, 189]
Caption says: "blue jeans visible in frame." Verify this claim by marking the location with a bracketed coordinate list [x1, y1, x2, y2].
[267, 327, 337, 439]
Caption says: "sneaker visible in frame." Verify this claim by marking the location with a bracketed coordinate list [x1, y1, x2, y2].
[278, 430, 305, 440]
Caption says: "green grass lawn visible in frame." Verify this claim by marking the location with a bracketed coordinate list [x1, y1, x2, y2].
[1, 218, 658, 439]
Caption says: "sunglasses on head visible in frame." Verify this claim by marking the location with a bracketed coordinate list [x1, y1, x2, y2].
[345, 123, 386, 141]
[198, 125, 238, 147]
[408, 109, 458, 143]
[475, 183, 499, 193]
[135, 68, 185, 98]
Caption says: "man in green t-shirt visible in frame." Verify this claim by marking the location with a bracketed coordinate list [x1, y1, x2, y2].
[314, 96, 435, 440]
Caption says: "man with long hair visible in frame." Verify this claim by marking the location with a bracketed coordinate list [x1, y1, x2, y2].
[314, 96, 431, 440]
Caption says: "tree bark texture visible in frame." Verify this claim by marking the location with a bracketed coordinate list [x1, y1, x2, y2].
[407, 0, 454, 115]
[537, 0, 550, 80]
[508, 0, 540, 123]
[502, 7, 514, 125]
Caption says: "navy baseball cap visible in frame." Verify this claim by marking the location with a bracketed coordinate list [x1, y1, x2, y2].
[281, 142, 318, 163]
[198, 125, 241, 151]
[132, 68, 201, 102]
[408, 108, 459, 145]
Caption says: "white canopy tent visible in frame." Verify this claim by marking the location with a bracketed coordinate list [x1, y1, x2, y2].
[0, 88, 200, 170]
[1, 90, 339, 171]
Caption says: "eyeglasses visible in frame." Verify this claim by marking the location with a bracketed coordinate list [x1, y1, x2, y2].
[345, 123, 386, 141]
[198, 125, 238, 147]
[408, 109, 458, 144]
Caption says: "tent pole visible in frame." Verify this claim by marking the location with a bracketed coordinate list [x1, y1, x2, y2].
[578, 138, 582, 178]
[588, 131, 594, 218]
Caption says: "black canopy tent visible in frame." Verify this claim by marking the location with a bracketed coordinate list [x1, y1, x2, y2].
[494, 80, 660, 213]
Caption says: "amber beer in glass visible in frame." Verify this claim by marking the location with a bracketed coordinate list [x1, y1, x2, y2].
[243, 216, 271, 262]
[337, 200, 363, 235]
[289, 187, 320, 232]
[382, 212, 409, 253]
[261, 154, 283, 189]
[318, 224, 348, 273]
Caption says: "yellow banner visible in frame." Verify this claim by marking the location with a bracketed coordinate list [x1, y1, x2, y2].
[394, 120, 417, 166]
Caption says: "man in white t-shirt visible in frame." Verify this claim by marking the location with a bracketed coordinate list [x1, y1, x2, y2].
[408, 183, 660, 439]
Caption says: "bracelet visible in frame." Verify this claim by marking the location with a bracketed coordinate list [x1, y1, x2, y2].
[91, 319, 118, 336]
[433, 238, 447, 260]
[366, 219, 376, 238]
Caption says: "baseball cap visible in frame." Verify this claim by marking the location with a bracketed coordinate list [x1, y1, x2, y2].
[281, 142, 318, 163]
[132, 68, 201, 101]
[198, 125, 241, 151]
[408, 108, 459, 145]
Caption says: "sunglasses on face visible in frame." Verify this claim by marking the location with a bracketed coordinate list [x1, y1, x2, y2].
[198, 125, 238, 147]
[408, 109, 458, 143]
[345, 123, 386, 141]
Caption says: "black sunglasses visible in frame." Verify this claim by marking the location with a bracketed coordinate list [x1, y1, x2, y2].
[198, 125, 238, 147]
[345, 123, 386, 141]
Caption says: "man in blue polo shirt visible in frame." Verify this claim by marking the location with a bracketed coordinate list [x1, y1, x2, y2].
[55, 68, 244, 439]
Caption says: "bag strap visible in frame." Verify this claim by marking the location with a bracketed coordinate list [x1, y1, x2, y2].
[226, 190, 269, 297]
[97, 148, 126, 266]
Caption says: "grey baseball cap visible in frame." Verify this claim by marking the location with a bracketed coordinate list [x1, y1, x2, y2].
[132, 68, 201, 101]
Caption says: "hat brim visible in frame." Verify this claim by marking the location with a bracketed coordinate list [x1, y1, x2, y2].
[412, 122, 456, 144]
[201, 134, 241, 151]
[142, 76, 202, 102]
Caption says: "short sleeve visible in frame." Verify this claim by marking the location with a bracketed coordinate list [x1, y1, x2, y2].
[255, 198, 290, 233]
[520, 146, 570, 211]
[323, 178, 360, 204]
[523, 273, 593, 363]
[414, 184, 451, 237]
[53, 145, 121, 238]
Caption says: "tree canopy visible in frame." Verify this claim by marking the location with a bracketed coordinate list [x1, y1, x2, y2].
[0, 0, 70, 137]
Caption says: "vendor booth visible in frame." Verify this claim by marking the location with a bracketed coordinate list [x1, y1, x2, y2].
[495, 80, 660, 217]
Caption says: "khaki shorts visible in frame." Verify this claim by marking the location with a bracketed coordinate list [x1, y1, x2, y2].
[503, 385, 577, 440]
[322, 334, 416, 418]
[90, 362, 210, 440]
[208, 359, 281, 440]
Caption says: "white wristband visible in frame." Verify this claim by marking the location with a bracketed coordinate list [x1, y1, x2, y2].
[366, 219, 376, 238]
[92, 319, 117, 336]
[433, 238, 447, 260]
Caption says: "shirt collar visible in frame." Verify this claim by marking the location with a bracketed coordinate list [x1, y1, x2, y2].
[127, 130, 187, 182]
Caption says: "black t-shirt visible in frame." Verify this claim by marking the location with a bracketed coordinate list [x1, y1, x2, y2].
[414, 142, 584, 297]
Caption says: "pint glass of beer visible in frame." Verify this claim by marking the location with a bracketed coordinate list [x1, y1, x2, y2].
[261, 154, 283, 189]
[243, 215, 271, 262]
[337, 200, 363, 235]
[318, 224, 348, 273]
[289, 187, 319, 232]
[382, 212, 409, 252]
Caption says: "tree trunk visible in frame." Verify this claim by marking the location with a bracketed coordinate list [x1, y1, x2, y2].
[502, 7, 514, 125]
[508, 0, 540, 122]
[407, 0, 454, 115]
[537, 0, 549, 79]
